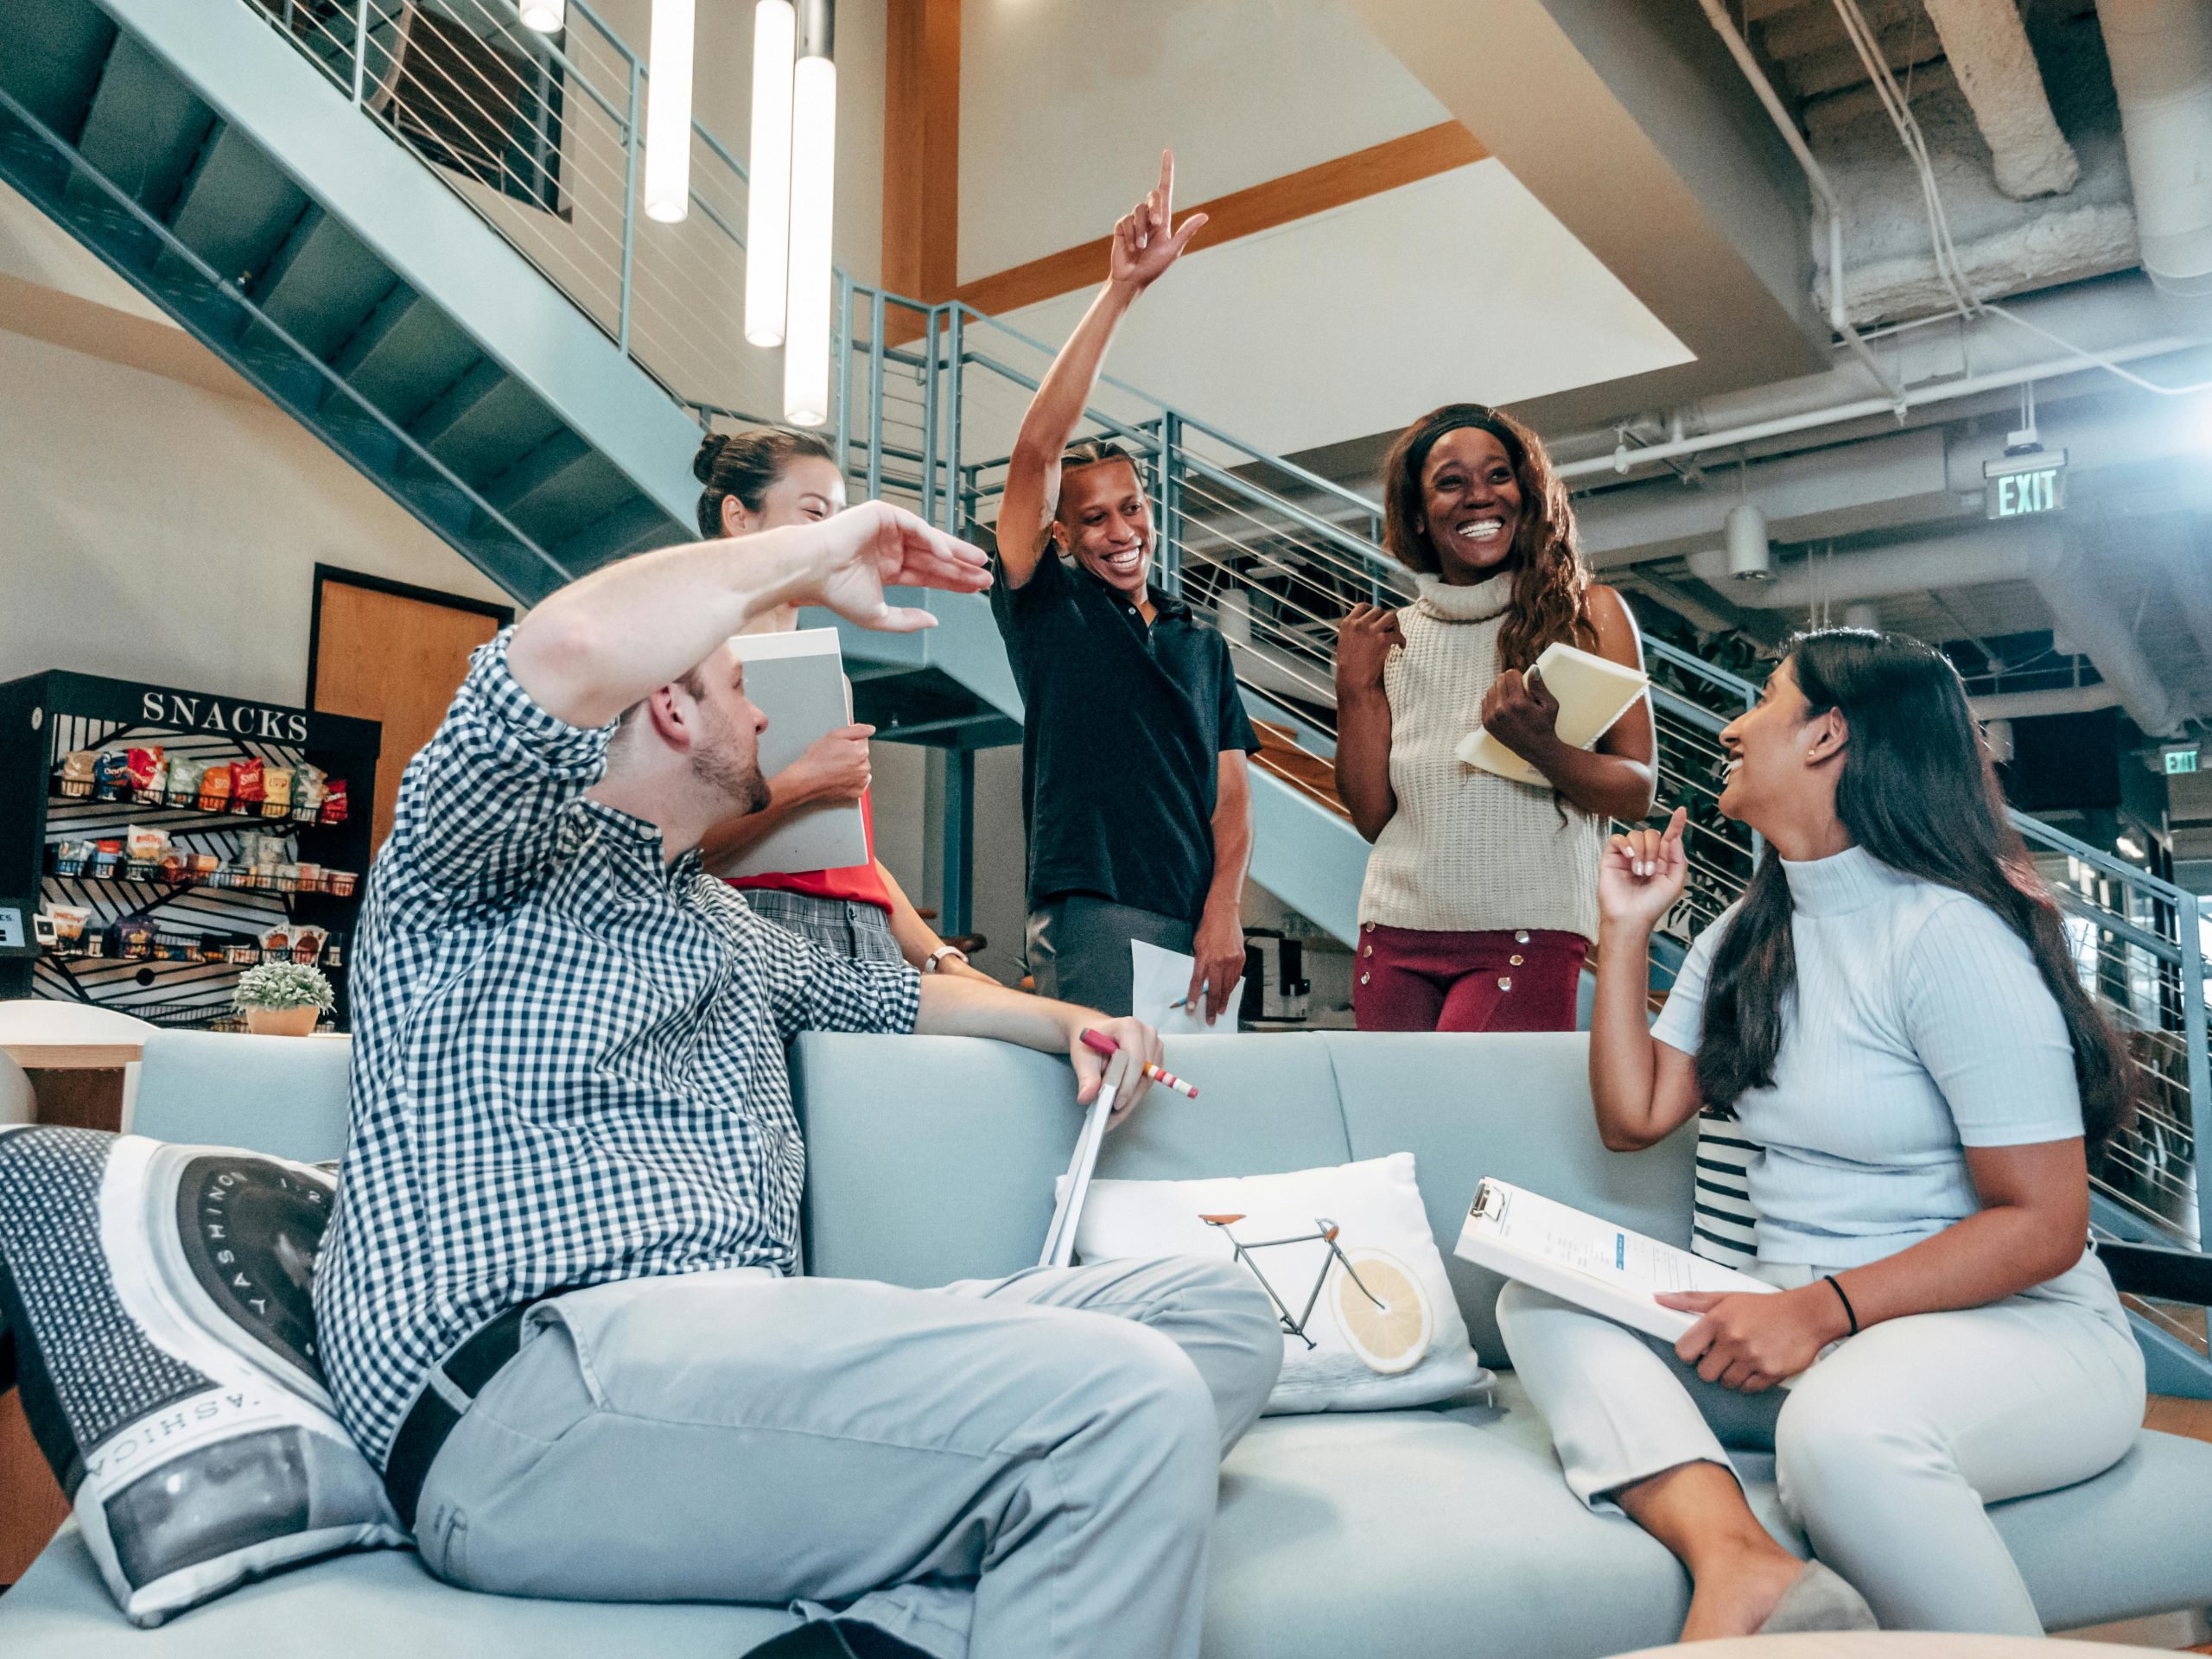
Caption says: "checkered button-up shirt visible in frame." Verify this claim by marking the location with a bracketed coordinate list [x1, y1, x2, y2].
[314, 631, 921, 1468]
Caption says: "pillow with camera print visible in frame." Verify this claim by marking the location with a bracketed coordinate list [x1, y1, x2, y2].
[1068, 1153, 1490, 1414]
[0, 1126, 402, 1626]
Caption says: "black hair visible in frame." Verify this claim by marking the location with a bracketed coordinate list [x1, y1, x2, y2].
[693, 427, 837, 538]
[1696, 628, 2135, 1153]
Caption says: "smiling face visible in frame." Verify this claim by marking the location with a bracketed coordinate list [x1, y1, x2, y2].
[720, 454, 847, 537]
[1717, 655, 1845, 830]
[1055, 457, 1153, 594]
[1417, 426, 1522, 583]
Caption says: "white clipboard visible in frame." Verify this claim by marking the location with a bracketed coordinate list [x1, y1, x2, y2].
[1038, 1081, 1119, 1269]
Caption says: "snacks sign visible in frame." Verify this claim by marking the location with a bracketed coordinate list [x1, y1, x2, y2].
[139, 691, 310, 744]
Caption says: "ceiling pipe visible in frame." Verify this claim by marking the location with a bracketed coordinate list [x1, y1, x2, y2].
[1683, 521, 2065, 607]
[1693, 0, 1907, 410]
[2097, 0, 2212, 296]
[1970, 685, 2123, 721]
[1920, 0, 2079, 199]
[2031, 550, 2188, 735]
[1559, 332, 2206, 480]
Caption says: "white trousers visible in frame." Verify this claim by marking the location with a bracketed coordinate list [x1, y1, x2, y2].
[1497, 1258, 2145, 1634]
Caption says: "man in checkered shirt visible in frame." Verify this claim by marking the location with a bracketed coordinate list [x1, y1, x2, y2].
[314, 499, 1281, 1659]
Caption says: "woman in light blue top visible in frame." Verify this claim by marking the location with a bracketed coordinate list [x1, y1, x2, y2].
[1497, 629, 2145, 1640]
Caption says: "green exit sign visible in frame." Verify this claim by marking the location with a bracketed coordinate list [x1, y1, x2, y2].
[2167, 747, 2201, 776]
[1984, 449, 2068, 519]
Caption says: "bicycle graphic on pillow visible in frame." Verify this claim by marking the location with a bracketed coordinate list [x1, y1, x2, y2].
[1199, 1214, 1432, 1374]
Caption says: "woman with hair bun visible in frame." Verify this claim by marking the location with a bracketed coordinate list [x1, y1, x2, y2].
[694, 428, 996, 982]
[1334, 403, 1656, 1032]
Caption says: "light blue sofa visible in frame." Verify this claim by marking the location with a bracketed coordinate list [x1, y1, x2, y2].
[3, 1027, 2210, 1656]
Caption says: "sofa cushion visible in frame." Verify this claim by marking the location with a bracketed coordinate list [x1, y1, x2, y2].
[1322, 1032, 1697, 1364]
[0, 1127, 399, 1625]
[794, 1032, 1356, 1287]
[127, 1032, 353, 1166]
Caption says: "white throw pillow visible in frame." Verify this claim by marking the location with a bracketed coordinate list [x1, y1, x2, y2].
[1069, 1154, 1489, 1414]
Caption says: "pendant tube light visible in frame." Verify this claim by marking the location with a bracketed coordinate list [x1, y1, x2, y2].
[783, 17, 836, 428]
[744, 0, 797, 347]
[519, 0, 564, 32]
[644, 0, 695, 225]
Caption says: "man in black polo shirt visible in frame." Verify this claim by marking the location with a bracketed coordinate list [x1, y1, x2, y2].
[993, 153, 1257, 1023]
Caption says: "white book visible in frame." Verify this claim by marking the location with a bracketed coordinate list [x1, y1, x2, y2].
[1453, 1177, 1780, 1347]
[725, 629, 870, 878]
[1039, 1082, 1118, 1269]
[1457, 640, 1649, 786]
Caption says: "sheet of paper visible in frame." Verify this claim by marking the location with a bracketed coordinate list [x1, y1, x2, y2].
[1039, 1082, 1117, 1268]
[1132, 938, 1246, 1036]
[1455, 1178, 1792, 1361]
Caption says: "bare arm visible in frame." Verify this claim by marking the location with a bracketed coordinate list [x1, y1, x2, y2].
[1479, 586, 1658, 823]
[1589, 808, 1702, 1150]
[1665, 1141, 2094, 1392]
[995, 152, 1207, 592]
[509, 503, 988, 728]
[1186, 751, 1253, 1022]
[878, 861, 998, 983]
[914, 980, 1163, 1120]
[1332, 605, 1402, 842]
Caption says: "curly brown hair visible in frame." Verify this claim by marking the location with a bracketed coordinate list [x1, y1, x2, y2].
[1380, 403, 1592, 671]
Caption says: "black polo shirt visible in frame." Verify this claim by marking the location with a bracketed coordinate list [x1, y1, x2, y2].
[991, 550, 1260, 922]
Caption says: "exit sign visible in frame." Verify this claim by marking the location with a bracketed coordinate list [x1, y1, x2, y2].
[1984, 448, 2068, 519]
[2167, 747, 2201, 776]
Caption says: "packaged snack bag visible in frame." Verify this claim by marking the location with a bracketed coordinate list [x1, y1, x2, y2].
[48, 905, 93, 942]
[160, 854, 188, 883]
[321, 778, 349, 825]
[168, 757, 207, 807]
[92, 840, 124, 877]
[232, 757, 266, 806]
[125, 826, 170, 861]
[295, 764, 328, 818]
[199, 763, 233, 812]
[94, 752, 132, 801]
[259, 927, 292, 963]
[290, 925, 328, 965]
[325, 870, 359, 897]
[53, 840, 94, 876]
[190, 851, 220, 876]
[125, 747, 165, 793]
[114, 917, 155, 959]
[60, 751, 98, 796]
[263, 767, 295, 820]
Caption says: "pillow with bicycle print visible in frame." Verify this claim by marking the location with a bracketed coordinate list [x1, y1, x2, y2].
[1067, 1154, 1489, 1414]
[0, 1125, 402, 1626]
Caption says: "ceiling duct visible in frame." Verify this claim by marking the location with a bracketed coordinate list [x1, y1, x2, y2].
[2097, 0, 2212, 296]
[1921, 0, 2079, 199]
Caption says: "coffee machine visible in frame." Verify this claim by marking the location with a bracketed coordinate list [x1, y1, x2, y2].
[1237, 930, 1311, 1026]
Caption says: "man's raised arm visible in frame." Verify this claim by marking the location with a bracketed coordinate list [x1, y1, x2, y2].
[510, 500, 990, 728]
[995, 151, 1207, 591]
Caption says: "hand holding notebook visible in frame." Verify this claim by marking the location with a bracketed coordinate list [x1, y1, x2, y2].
[1459, 641, 1649, 786]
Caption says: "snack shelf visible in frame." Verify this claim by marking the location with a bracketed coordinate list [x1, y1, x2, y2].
[45, 852, 359, 897]
[41, 938, 345, 969]
[48, 782, 346, 828]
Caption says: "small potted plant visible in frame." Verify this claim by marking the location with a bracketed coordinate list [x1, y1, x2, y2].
[233, 962, 334, 1038]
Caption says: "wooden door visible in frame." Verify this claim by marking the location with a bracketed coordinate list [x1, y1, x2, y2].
[308, 569, 512, 857]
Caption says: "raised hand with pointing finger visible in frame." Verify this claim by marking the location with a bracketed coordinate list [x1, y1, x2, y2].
[1110, 150, 1210, 293]
[1598, 804, 1688, 932]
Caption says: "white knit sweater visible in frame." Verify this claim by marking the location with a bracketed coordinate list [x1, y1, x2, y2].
[1356, 572, 1606, 939]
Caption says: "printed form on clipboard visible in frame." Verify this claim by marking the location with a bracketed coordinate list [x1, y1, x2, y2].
[1456, 1178, 1789, 1351]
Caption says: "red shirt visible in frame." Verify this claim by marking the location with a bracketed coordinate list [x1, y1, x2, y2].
[728, 791, 894, 912]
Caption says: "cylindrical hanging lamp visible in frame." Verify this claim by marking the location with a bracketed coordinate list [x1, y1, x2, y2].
[745, 0, 797, 347]
[783, 3, 837, 427]
[644, 0, 696, 225]
[519, 0, 565, 31]
[1726, 501, 1770, 580]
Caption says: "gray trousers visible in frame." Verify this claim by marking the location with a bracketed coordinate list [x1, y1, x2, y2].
[413, 1256, 1283, 1659]
[1026, 895, 1194, 1019]
[1497, 1256, 2145, 1635]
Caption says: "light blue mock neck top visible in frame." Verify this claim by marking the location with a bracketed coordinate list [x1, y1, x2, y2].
[1654, 845, 2109, 1290]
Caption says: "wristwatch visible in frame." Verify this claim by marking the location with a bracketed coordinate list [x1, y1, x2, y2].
[922, 944, 969, 974]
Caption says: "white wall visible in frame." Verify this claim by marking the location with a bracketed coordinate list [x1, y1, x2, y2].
[957, 0, 1449, 282]
[0, 326, 512, 702]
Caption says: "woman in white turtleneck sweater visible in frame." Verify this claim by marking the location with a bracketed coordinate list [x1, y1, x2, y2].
[1334, 403, 1656, 1032]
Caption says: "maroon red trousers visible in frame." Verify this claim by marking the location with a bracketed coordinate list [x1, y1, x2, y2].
[1351, 923, 1588, 1033]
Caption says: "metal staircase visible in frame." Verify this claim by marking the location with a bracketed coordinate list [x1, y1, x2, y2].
[6, 0, 2205, 1387]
